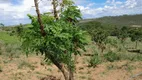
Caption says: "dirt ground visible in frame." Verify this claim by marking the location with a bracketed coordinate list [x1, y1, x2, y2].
[0, 54, 142, 80]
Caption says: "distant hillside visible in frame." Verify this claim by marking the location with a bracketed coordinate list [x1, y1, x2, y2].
[80, 14, 142, 27]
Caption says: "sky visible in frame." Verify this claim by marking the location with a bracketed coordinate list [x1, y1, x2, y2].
[0, 0, 142, 26]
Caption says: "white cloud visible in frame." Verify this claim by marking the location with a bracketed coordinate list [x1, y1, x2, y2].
[0, 0, 52, 25]
[0, 0, 142, 25]
[123, 0, 137, 8]
[87, 3, 96, 7]
[78, 0, 142, 18]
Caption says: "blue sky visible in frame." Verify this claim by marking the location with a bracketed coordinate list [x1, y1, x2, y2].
[0, 0, 142, 26]
[11, 0, 22, 5]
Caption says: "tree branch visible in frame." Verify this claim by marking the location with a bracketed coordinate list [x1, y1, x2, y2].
[34, 0, 46, 36]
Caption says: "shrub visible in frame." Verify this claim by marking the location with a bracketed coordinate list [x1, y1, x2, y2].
[89, 52, 102, 67]
[104, 51, 120, 62]
[133, 54, 142, 61]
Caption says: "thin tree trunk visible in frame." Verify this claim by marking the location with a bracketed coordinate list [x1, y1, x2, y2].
[52, 0, 58, 20]
[69, 53, 74, 80]
[34, 0, 46, 36]
[69, 69, 74, 80]
[135, 41, 138, 49]
[48, 54, 70, 80]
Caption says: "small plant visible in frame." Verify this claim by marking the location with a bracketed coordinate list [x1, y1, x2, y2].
[133, 54, 142, 61]
[41, 59, 52, 66]
[104, 51, 120, 62]
[118, 52, 142, 61]
[106, 64, 117, 70]
[79, 76, 86, 79]
[125, 65, 135, 73]
[18, 61, 35, 70]
[47, 68, 52, 72]
[89, 52, 102, 67]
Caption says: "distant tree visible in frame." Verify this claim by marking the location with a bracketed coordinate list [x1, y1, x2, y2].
[79, 21, 109, 53]
[93, 28, 109, 53]
[79, 21, 103, 37]
[0, 23, 4, 27]
[112, 26, 129, 47]
[129, 28, 142, 49]
[15, 23, 23, 36]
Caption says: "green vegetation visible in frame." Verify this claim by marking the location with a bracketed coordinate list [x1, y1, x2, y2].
[18, 61, 35, 70]
[80, 14, 142, 26]
[0, 1, 142, 79]
[89, 52, 102, 67]
[0, 31, 19, 44]
[104, 51, 120, 62]
[19, 0, 88, 80]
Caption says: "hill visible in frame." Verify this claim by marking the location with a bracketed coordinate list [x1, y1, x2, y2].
[80, 14, 142, 27]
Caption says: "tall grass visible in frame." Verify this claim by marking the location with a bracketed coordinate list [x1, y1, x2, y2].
[0, 31, 19, 44]
[0, 31, 22, 58]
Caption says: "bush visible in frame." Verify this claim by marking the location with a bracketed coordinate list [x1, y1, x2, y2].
[89, 52, 102, 67]
[18, 61, 35, 70]
[104, 51, 120, 62]
[133, 54, 142, 61]
[4, 44, 22, 58]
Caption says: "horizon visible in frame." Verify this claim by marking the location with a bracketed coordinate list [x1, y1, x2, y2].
[0, 0, 142, 26]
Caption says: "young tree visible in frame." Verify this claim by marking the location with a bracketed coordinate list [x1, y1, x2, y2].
[112, 26, 129, 47]
[15, 23, 23, 36]
[93, 28, 109, 53]
[79, 21, 109, 53]
[20, 0, 88, 80]
[129, 28, 142, 49]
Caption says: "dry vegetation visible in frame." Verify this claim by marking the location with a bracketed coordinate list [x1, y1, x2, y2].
[0, 37, 142, 80]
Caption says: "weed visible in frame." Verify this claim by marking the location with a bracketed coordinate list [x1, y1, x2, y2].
[125, 65, 135, 73]
[79, 76, 86, 79]
[118, 52, 142, 61]
[18, 61, 35, 70]
[107, 64, 117, 70]
[41, 59, 52, 66]
[133, 54, 142, 61]
[104, 51, 120, 62]
[3, 60, 11, 64]
[47, 68, 52, 72]
[89, 52, 102, 67]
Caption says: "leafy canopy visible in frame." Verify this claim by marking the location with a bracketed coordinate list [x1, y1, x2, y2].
[20, 5, 88, 68]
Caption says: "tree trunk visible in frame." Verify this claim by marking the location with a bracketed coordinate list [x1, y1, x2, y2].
[52, 0, 58, 20]
[34, 0, 46, 36]
[135, 41, 138, 49]
[48, 55, 72, 80]
[69, 69, 74, 80]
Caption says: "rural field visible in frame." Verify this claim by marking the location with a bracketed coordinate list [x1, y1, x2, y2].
[0, 23, 142, 80]
[0, 0, 142, 80]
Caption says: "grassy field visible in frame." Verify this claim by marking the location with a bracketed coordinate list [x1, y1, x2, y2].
[0, 31, 20, 44]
